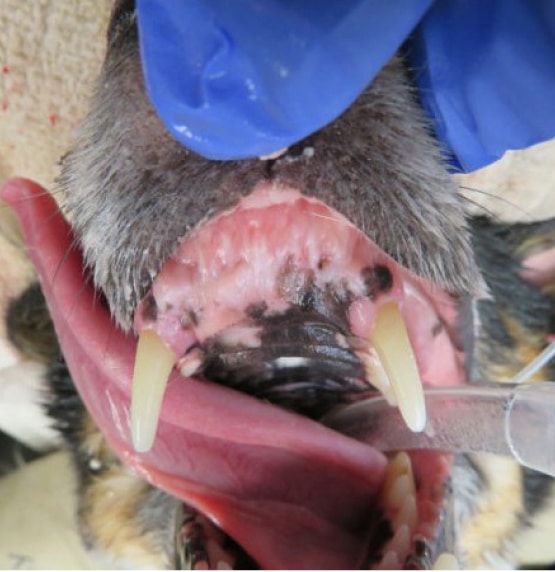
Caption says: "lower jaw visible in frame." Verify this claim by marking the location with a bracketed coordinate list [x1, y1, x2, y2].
[2, 179, 461, 569]
[172, 449, 455, 570]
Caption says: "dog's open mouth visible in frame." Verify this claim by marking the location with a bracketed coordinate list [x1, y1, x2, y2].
[3, 179, 466, 569]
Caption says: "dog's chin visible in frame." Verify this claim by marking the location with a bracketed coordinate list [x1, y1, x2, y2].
[3, 178, 464, 569]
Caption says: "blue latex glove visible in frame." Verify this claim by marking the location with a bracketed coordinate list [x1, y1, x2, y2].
[411, 0, 555, 172]
[137, 0, 555, 172]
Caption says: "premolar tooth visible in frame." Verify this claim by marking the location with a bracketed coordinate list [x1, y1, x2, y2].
[370, 301, 426, 432]
[131, 329, 176, 453]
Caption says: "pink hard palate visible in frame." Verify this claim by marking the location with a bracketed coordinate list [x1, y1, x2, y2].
[2, 179, 461, 569]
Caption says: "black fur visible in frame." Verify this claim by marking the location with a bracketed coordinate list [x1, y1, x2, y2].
[6, 282, 59, 363]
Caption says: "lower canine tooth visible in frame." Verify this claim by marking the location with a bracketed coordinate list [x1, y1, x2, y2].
[131, 329, 176, 453]
[370, 301, 426, 432]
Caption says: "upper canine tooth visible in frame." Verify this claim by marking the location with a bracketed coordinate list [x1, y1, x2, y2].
[370, 301, 426, 432]
[131, 329, 176, 453]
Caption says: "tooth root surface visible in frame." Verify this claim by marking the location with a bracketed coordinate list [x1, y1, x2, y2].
[370, 301, 426, 432]
[131, 329, 175, 453]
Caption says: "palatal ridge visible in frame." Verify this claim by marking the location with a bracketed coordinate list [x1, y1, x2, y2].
[130, 299, 428, 454]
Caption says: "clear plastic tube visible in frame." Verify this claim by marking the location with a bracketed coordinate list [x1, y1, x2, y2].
[509, 339, 555, 384]
[324, 383, 555, 477]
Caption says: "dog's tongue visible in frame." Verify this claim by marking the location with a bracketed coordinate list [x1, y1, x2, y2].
[2, 179, 388, 569]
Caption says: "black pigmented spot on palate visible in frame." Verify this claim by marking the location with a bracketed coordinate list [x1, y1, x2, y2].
[180, 311, 199, 330]
[362, 265, 393, 298]
[245, 302, 267, 319]
[374, 265, 393, 291]
[141, 293, 158, 322]
[432, 321, 444, 337]
[300, 289, 316, 311]
[317, 257, 329, 271]
[188, 310, 199, 327]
